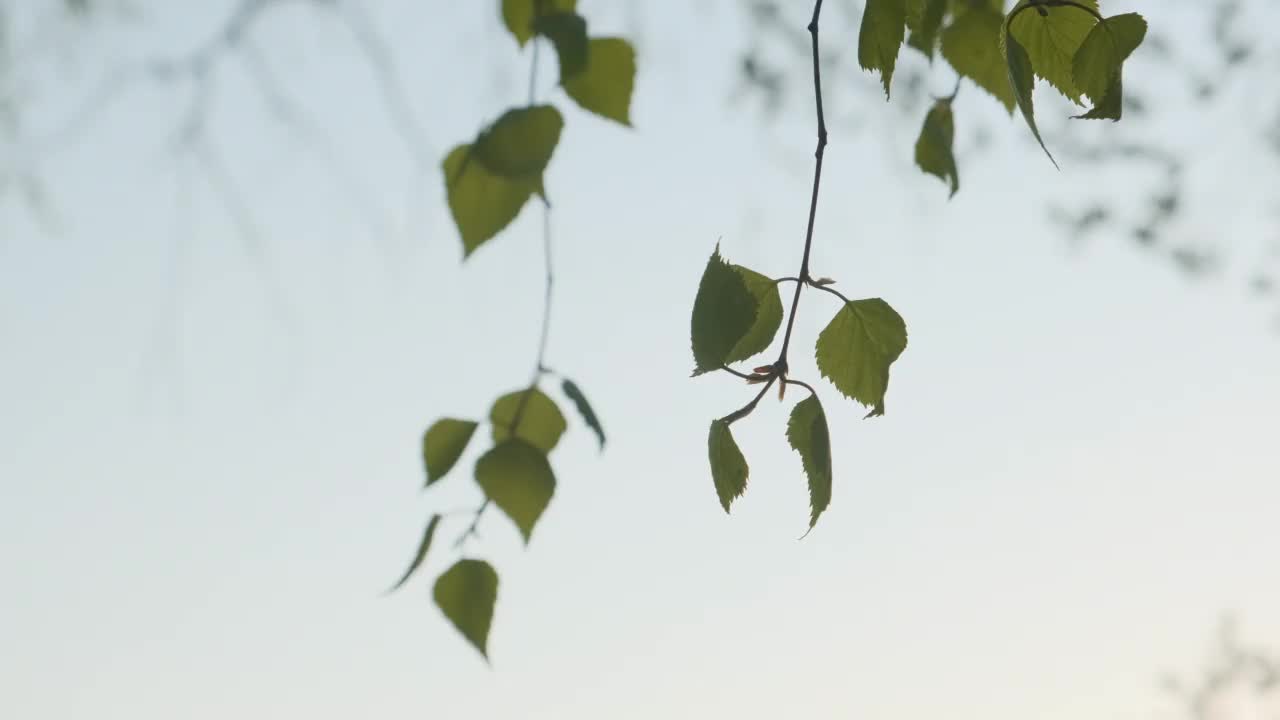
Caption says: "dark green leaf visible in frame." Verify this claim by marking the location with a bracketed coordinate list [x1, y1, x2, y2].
[473, 105, 564, 178]
[1007, 0, 1100, 103]
[906, 0, 946, 60]
[423, 419, 479, 486]
[858, 0, 908, 98]
[388, 514, 440, 593]
[1005, 28, 1057, 167]
[501, 0, 577, 46]
[940, 8, 1015, 112]
[690, 245, 759, 376]
[814, 298, 909, 416]
[1072, 13, 1147, 121]
[915, 99, 959, 197]
[561, 378, 605, 450]
[727, 265, 783, 364]
[708, 420, 749, 513]
[564, 38, 636, 126]
[490, 387, 567, 453]
[434, 558, 499, 659]
[475, 439, 556, 544]
[786, 395, 832, 531]
[442, 145, 542, 257]
[533, 12, 589, 80]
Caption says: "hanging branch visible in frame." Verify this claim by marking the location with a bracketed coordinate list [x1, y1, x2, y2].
[775, 0, 828, 374]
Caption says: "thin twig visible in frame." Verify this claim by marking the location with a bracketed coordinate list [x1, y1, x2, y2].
[775, 0, 828, 373]
[336, 0, 433, 168]
[461, 27, 556, 547]
[453, 499, 491, 549]
[722, 377, 779, 425]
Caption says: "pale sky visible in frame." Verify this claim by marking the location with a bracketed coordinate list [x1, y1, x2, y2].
[3, 2, 1279, 719]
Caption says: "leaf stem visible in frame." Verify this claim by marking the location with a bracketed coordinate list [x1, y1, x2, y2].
[454, 499, 490, 549]
[775, 0, 828, 373]
[782, 378, 818, 397]
[810, 281, 851, 305]
[719, 365, 757, 381]
[721, 377, 779, 426]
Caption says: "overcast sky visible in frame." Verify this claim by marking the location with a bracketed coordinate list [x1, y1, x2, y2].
[3, 2, 1279, 719]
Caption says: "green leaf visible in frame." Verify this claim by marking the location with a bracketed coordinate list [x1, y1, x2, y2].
[475, 439, 556, 544]
[914, 99, 959, 197]
[533, 12, 589, 80]
[563, 37, 636, 126]
[473, 105, 564, 178]
[1007, 0, 1100, 103]
[1004, 28, 1057, 167]
[423, 419, 479, 487]
[388, 514, 440, 593]
[940, 7, 1015, 112]
[690, 245, 759, 376]
[708, 420, 749, 513]
[726, 265, 783, 364]
[502, 0, 577, 46]
[1071, 13, 1147, 121]
[858, 0, 908, 98]
[490, 387, 567, 453]
[442, 145, 542, 257]
[434, 558, 499, 659]
[906, 0, 946, 60]
[786, 395, 832, 531]
[814, 298, 909, 416]
[560, 378, 605, 450]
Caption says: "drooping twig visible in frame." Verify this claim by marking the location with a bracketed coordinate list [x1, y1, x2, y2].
[458, 28, 557, 547]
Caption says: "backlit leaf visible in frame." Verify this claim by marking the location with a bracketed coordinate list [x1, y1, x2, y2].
[442, 145, 542, 257]
[858, 0, 907, 98]
[727, 265, 783, 364]
[1005, 28, 1057, 167]
[914, 98, 959, 197]
[533, 12, 589, 80]
[786, 395, 832, 531]
[388, 514, 440, 592]
[434, 559, 499, 659]
[475, 439, 556, 544]
[502, 0, 576, 46]
[1007, 0, 1100, 103]
[906, 0, 946, 60]
[564, 38, 636, 125]
[1072, 13, 1147, 120]
[940, 7, 1015, 112]
[561, 378, 605, 450]
[690, 246, 758, 376]
[708, 420, 749, 513]
[423, 418, 479, 486]
[815, 298, 908, 416]
[473, 105, 564, 178]
[490, 388, 567, 453]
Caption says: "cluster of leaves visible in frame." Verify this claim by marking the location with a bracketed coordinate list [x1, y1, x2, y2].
[394, 382, 604, 658]
[392, 0, 633, 661]
[692, 247, 907, 531]
[858, 0, 1148, 194]
[444, 0, 634, 254]
[692, 0, 1146, 530]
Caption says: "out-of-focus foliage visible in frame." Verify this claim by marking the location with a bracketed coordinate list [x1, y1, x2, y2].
[733, 0, 1280, 325]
